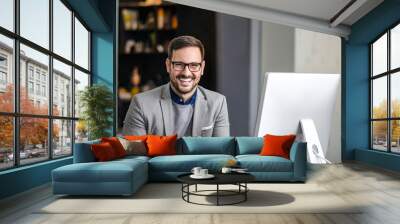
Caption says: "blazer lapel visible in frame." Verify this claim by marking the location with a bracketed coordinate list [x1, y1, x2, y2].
[192, 88, 208, 136]
[160, 84, 173, 135]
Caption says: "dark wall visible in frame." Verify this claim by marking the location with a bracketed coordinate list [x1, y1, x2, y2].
[176, 5, 216, 91]
[216, 13, 251, 136]
[117, 4, 216, 129]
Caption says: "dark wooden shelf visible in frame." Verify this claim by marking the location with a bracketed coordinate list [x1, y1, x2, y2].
[123, 28, 177, 32]
[120, 52, 168, 56]
[119, 2, 175, 8]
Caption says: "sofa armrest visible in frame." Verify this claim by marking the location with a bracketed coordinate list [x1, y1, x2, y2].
[289, 142, 307, 181]
[73, 140, 100, 163]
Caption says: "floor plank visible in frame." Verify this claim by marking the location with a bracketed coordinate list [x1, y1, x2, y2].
[1, 162, 400, 224]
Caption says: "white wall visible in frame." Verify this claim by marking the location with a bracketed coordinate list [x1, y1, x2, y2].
[294, 29, 341, 163]
[260, 22, 342, 163]
[294, 29, 341, 74]
[261, 22, 294, 75]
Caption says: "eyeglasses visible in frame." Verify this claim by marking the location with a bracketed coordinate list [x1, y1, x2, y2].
[171, 61, 202, 72]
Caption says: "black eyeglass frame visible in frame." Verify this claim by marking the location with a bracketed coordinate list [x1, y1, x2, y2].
[170, 61, 203, 72]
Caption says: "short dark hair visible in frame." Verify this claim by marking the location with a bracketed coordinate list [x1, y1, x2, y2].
[168, 35, 205, 60]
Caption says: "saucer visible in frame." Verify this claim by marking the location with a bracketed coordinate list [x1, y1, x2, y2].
[190, 174, 215, 179]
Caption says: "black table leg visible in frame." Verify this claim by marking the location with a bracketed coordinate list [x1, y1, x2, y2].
[181, 184, 183, 199]
[245, 183, 247, 201]
[187, 184, 190, 202]
[217, 184, 219, 206]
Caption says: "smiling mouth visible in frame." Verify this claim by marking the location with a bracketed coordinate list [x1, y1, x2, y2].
[177, 76, 195, 85]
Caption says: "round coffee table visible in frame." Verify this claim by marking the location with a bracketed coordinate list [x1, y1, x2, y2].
[177, 172, 255, 206]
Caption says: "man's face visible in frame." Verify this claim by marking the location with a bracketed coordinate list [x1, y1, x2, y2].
[166, 46, 205, 95]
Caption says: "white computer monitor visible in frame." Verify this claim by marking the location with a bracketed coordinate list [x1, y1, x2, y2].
[255, 72, 341, 163]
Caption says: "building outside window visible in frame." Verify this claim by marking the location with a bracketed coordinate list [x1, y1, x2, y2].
[0, 71, 7, 86]
[0, 0, 91, 170]
[28, 66, 34, 80]
[41, 73, 46, 83]
[35, 83, 40, 95]
[41, 85, 46, 97]
[371, 23, 400, 154]
[0, 54, 7, 89]
[28, 81, 34, 94]
[35, 70, 41, 82]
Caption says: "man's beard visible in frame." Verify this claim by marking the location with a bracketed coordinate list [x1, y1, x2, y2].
[171, 75, 198, 94]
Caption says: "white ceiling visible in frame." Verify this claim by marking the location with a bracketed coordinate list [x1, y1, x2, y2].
[167, 0, 384, 38]
[226, 0, 352, 22]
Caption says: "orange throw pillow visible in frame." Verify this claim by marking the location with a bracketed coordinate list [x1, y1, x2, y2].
[260, 134, 296, 159]
[146, 135, 177, 157]
[124, 135, 148, 142]
[91, 142, 117, 161]
[101, 137, 126, 158]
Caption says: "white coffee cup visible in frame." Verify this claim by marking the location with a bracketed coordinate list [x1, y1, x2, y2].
[199, 169, 208, 176]
[221, 167, 232, 174]
[191, 167, 202, 176]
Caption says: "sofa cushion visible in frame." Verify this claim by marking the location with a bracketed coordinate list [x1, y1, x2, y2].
[236, 155, 293, 172]
[101, 137, 127, 158]
[115, 155, 150, 163]
[73, 140, 100, 163]
[235, 137, 263, 155]
[52, 158, 147, 183]
[118, 138, 147, 156]
[124, 135, 148, 141]
[178, 137, 236, 155]
[260, 134, 296, 159]
[148, 154, 235, 172]
[147, 135, 177, 157]
[91, 142, 118, 161]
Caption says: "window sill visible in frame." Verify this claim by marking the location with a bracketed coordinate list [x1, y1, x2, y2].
[0, 156, 72, 176]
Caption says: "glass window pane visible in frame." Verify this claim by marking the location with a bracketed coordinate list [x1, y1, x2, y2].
[372, 33, 387, 76]
[53, 59, 72, 117]
[372, 77, 387, 119]
[391, 72, 400, 117]
[20, 117, 49, 165]
[74, 18, 89, 70]
[0, 116, 14, 170]
[75, 120, 88, 143]
[391, 24, 400, 70]
[20, 44, 49, 115]
[391, 120, 400, 153]
[0, 0, 14, 31]
[20, 0, 49, 49]
[53, 119, 72, 158]
[372, 121, 388, 151]
[0, 34, 14, 112]
[74, 69, 89, 118]
[53, 0, 72, 60]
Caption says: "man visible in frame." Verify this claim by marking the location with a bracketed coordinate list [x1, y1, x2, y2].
[123, 35, 230, 137]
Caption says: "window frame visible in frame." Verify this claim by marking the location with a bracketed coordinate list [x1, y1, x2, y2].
[0, 0, 92, 171]
[370, 21, 400, 154]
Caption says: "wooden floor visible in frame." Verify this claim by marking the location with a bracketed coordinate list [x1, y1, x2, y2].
[1, 162, 400, 224]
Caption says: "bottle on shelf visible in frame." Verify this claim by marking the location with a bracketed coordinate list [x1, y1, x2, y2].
[171, 14, 178, 29]
[122, 9, 139, 30]
[157, 8, 165, 29]
[146, 12, 156, 29]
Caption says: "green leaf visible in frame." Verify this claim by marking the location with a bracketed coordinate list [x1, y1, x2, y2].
[79, 84, 114, 140]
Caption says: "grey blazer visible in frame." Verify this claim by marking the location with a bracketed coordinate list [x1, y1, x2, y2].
[122, 83, 230, 137]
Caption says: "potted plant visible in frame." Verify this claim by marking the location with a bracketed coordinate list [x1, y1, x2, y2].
[79, 84, 113, 140]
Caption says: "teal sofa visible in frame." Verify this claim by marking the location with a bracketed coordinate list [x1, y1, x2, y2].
[52, 137, 307, 196]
